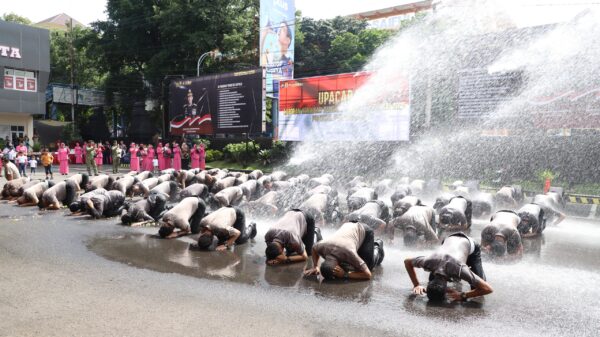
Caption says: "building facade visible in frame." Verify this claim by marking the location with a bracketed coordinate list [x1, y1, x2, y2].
[348, 1, 434, 30]
[0, 20, 50, 145]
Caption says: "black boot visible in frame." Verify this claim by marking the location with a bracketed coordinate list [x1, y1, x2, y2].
[314, 227, 323, 242]
[374, 239, 385, 264]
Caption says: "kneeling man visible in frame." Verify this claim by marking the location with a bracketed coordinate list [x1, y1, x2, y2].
[265, 209, 321, 265]
[304, 221, 384, 281]
[404, 233, 493, 302]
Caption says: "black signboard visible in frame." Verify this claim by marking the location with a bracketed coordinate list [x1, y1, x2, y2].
[457, 68, 522, 118]
[169, 69, 265, 135]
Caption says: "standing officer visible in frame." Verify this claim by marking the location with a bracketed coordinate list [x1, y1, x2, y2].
[111, 141, 122, 174]
[86, 140, 99, 176]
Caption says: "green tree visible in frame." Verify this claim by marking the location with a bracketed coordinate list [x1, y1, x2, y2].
[48, 25, 107, 123]
[87, 0, 259, 132]
[294, 16, 393, 77]
[1, 13, 32, 25]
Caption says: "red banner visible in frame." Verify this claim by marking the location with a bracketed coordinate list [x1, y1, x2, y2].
[279, 72, 372, 113]
[527, 87, 600, 129]
[278, 71, 411, 141]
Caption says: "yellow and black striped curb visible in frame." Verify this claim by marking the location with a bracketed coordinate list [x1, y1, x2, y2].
[568, 195, 600, 205]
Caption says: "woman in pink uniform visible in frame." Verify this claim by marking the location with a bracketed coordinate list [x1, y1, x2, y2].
[156, 143, 164, 171]
[199, 143, 206, 170]
[74, 143, 83, 164]
[58, 143, 70, 175]
[172, 143, 182, 170]
[163, 144, 172, 169]
[146, 145, 155, 172]
[129, 142, 139, 172]
[139, 145, 148, 172]
[190, 144, 200, 169]
[95, 143, 104, 169]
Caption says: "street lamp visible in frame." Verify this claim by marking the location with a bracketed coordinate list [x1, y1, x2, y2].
[196, 49, 222, 77]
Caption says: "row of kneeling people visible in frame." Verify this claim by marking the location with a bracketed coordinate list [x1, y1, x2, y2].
[2, 171, 566, 247]
[1, 170, 569, 303]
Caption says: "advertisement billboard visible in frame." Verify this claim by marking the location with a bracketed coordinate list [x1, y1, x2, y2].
[278, 72, 411, 141]
[169, 69, 265, 136]
[260, 0, 295, 93]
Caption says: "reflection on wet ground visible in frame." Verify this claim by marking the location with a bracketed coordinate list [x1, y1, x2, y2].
[4, 203, 599, 336]
[88, 215, 600, 323]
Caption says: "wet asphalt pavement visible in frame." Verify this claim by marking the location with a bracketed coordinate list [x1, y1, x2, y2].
[1, 198, 599, 337]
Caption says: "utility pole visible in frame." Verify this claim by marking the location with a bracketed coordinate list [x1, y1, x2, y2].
[69, 18, 75, 132]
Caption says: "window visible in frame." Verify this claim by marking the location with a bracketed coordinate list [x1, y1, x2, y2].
[3, 68, 37, 92]
[11, 125, 25, 142]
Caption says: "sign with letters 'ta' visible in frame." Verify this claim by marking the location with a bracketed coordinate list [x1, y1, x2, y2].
[0, 46, 22, 59]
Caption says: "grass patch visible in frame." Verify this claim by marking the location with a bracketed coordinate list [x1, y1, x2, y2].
[206, 160, 272, 172]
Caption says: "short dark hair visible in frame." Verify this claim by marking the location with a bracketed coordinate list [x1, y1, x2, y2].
[265, 242, 282, 260]
[121, 213, 131, 225]
[158, 226, 174, 238]
[491, 240, 507, 256]
[320, 259, 337, 280]
[69, 202, 81, 213]
[215, 230, 229, 243]
[403, 229, 418, 247]
[440, 213, 452, 225]
[197, 233, 214, 250]
[427, 274, 447, 302]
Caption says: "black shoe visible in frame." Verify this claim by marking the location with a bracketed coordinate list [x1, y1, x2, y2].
[314, 227, 323, 242]
[249, 222, 257, 239]
[375, 239, 385, 264]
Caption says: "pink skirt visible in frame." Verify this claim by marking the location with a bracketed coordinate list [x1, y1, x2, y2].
[59, 160, 69, 174]
[130, 157, 140, 171]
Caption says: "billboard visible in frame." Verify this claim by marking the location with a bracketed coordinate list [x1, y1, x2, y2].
[278, 72, 411, 141]
[260, 0, 295, 93]
[457, 68, 600, 129]
[169, 69, 265, 136]
[457, 68, 523, 118]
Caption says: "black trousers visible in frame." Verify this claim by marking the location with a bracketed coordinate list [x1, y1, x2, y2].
[300, 209, 316, 256]
[189, 199, 207, 234]
[466, 243, 486, 282]
[232, 206, 253, 245]
[356, 224, 384, 271]
[465, 199, 473, 227]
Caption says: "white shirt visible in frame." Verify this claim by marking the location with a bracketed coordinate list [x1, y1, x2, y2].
[28, 159, 37, 168]
[8, 150, 16, 160]
[17, 156, 27, 164]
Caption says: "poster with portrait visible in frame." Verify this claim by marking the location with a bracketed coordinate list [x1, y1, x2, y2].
[260, 0, 295, 93]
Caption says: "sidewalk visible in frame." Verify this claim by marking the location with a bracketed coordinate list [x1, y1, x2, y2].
[0, 164, 133, 185]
